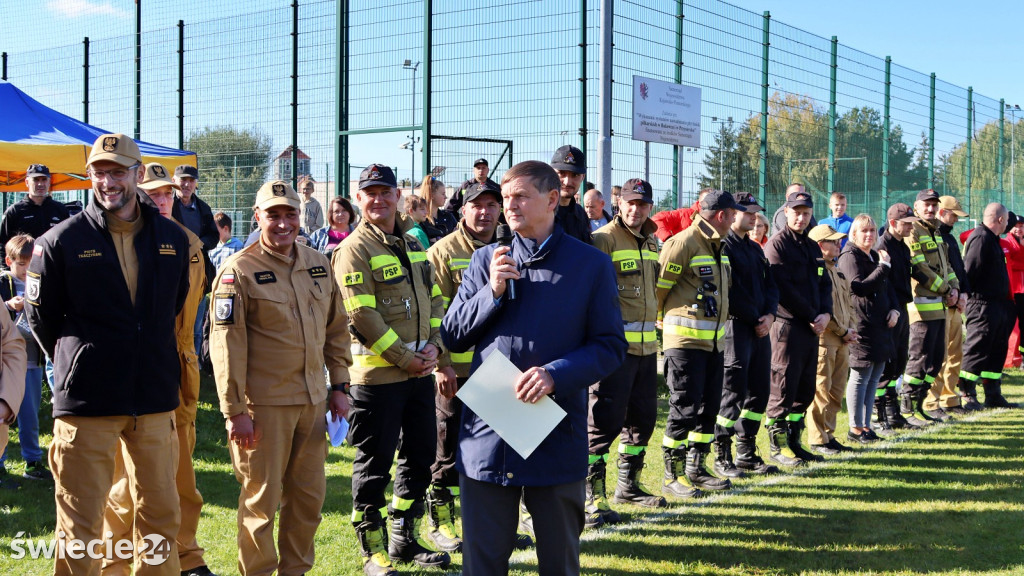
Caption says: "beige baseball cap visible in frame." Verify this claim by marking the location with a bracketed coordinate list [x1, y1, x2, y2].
[254, 180, 301, 211]
[808, 224, 846, 243]
[87, 133, 142, 168]
[138, 162, 180, 191]
[938, 195, 968, 217]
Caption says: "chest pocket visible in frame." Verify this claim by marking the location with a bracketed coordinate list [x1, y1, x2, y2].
[372, 266, 412, 322]
[247, 284, 294, 331]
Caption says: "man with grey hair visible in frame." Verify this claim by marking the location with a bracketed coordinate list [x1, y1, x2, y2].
[961, 202, 1017, 408]
[583, 189, 611, 231]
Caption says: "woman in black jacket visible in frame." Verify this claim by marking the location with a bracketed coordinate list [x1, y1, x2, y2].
[838, 214, 900, 442]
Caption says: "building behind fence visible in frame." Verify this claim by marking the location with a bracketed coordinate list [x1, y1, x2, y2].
[2, 0, 1019, 238]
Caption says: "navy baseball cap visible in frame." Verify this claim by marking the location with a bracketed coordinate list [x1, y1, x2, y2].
[620, 178, 653, 204]
[359, 164, 398, 189]
[174, 165, 199, 179]
[785, 192, 814, 209]
[26, 164, 50, 178]
[916, 188, 940, 202]
[464, 180, 502, 204]
[473, 158, 488, 167]
[550, 145, 586, 174]
[733, 191, 764, 212]
[701, 189, 746, 212]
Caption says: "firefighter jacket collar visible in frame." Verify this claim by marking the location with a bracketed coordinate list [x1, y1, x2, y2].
[613, 213, 658, 240]
[362, 211, 418, 247]
[458, 220, 495, 247]
[692, 213, 725, 243]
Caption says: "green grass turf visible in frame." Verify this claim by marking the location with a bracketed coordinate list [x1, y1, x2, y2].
[0, 371, 1021, 575]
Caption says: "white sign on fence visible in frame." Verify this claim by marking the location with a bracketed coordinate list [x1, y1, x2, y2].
[631, 76, 702, 148]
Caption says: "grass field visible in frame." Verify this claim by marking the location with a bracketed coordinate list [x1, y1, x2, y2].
[0, 371, 1022, 575]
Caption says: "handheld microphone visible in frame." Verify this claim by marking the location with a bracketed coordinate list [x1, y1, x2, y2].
[496, 224, 517, 301]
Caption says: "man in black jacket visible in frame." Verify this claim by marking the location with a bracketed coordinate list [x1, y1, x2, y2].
[716, 192, 779, 476]
[445, 157, 500, 214]
[961, 203, 1017, 408]
[550, 145, 593, 244]
[0, 163, 70, 263]
[875, 203, 919, 431]
[171, 165, 218, 364]
[763, 191, 832, 466]
[26, 134, 190, 576]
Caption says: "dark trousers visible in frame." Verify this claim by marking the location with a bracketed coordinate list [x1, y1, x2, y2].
[767, 319, 818, 420]
[430, 377, 466, 489]
[587, 353, 658, 455]
[962, 298, 1015, 391]
[663, 347, 724, 443]
[1013, 294, 1024, 353]
[348, 376, 436, 511]
[879, 309, 910, 386]
[717, 319, 771, 441]
[460, 474, 584, 576]
[905, 318, 946, 384]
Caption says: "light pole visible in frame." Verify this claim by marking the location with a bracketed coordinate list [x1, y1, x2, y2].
[710, 116, 733, 191]
[1008, 104, 1020, 212]
[403, 59, 421, 187]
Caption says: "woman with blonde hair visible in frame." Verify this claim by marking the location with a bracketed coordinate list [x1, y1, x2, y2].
[419, 175, 458, 242]
[837, 213, 899, 442]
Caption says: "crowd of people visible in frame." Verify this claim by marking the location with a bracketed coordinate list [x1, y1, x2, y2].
[0, 134, 1019, 576]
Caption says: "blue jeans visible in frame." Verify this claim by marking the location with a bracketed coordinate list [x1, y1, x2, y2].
[193, 293, 209, 357]
[1, 366, 45, 464]
[847, 362, 884, 429]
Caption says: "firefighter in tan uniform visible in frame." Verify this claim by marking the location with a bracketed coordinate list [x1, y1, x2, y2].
[333, 164, 449, 576]
[210, 180, 352, 576]
[656, 190, 740, 497]
[104, 163, 216, 576]
[902, 189, 959, 427]
[807, 225, 858, 454]
[0, 296, 26, 486]
[586, 178, 665, 526]
[424, 180, 501, 553]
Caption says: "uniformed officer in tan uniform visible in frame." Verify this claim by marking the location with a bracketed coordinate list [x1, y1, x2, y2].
[103, 163, 215, 576]
[334, 164, 449, 576]
[210, 180, 352, 576]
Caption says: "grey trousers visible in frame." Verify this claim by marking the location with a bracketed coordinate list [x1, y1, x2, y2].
[460, 474, 584, 576]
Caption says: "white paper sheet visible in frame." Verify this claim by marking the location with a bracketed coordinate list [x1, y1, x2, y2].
[326, 411, 350, 447]
[456, 351, 567, 459]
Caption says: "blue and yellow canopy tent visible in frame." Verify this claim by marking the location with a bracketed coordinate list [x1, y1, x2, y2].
[0, 81, 196, 193]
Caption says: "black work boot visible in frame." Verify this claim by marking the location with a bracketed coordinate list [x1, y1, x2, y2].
[785, 420, 824, 463]
[899, 391, 931, 428]
[767, 422, 803, 467]
[661, 446, 702, 499]
[612, 451, 668, 508]
[354, 507, 398, 576]
[886, 393, 918, 429]
[684, 445, 731, 491]
[734, 436, 779, 475]
[873, 394, 895, 436]
[959, 384, 984, 411]
[584, 459, 617, 528]
[425, 485, 461, 553]
[711, 438, 744, 478]
[983, 379, 1019, 408]
[388, 504, 451, 569]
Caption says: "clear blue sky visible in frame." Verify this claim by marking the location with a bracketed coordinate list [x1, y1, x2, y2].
[725, 0, 1023, 105]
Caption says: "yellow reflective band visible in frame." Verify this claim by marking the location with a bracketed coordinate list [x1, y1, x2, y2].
[431, 284, 442, 297]
[765, 417, 777, 426]
[875, 387, 887, 397]
[662, 436, 685, 449]
[903, 374, 924, 385]
[981, 371, 1002, 379]
[663, 324, 725, 340]
[946, 273, 957, 281]
[610, 250, 638, 262]
[689, 255, 715, 267]
[785, 413, 803, 422]
[929, 277, 944, 292]
[665, 262, 683, 275]
[640, 250, 658, 261]
[721, 255, 731, 265]
[352, 509, 364, 523]
[959, 371, 979, 381]
[370, 329, 399, 355]
[716, 415, 736, 428]
[344, 294, 376, 312]
[392, 496, 415, 511]
[450, 258, 471, 270]
[739, 409, 763, 422]
[624, 330, 658, 343]
[442, 296, 451, 306]
[687, 431, 713, 444]
[657, 279, 676, 290]
[408, 252, 427, 263]
[912, 302, 944, 312]
[924, 374, 936, 384]
[910, 254, 925, 264]
[451, 350, 474, 363]
[369, 254, 401, 270]
[353, 354, 393, 367]
[430, 317, 442, 328]
[619, 444, 646, 455]
[919, 235, 933, 242]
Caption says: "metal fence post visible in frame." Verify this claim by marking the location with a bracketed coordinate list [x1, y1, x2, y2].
[966, 86, 973, 213]
[827, 36, 837, 195]
[672, 0, 684, 208]
[178, 20, 184, 150]
[83, 38, 90, 124]
[336, 0, 349, 197]
[291, 0, 299, 188]
[579, 0, 588, 155]
[135, 0, 141, 140]
[1, 52, 6, 80]
[758, 11, 770, 206]
[999, 99, 1005, 205]
[882, 56, 890, 207]
[928, 73, 936, 189]
[423, 0, 432, 182]
[596, 0, 613, 199]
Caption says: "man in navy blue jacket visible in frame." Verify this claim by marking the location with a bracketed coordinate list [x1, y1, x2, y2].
[442, 160, 626, 576]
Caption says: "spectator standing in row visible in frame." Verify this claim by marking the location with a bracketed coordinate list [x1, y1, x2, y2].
[446, 158, 498, 214]
[584, 189, 612, 232]
[0, 163, 70, 264]
[819, 192, 853, 248]
[309, 197, 357, 254]
[551, 145, 593, 244]
[299, 176, 325, 233]
[172, 165, 218, 362]
[838, 214, 898, 442]
[770, 183, 816, 237]
[210, 212, 244, 272]
[420, 175, 458, 239]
